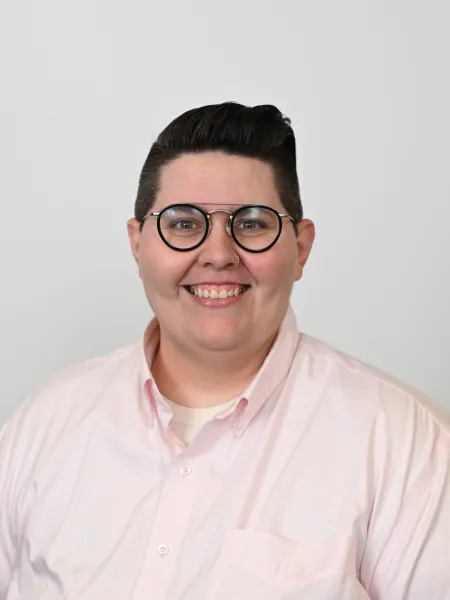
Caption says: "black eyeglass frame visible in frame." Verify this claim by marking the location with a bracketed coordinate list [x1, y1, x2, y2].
[142, 203, 297, 253]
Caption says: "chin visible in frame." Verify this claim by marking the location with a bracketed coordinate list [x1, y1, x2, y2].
[193, 329, 245, 352]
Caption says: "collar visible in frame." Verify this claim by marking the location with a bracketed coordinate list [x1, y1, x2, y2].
[138, 304, 301, 433]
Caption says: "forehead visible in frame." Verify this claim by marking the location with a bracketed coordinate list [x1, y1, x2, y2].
[155, 152, 281, 210]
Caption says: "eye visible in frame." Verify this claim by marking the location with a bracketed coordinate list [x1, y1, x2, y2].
[171, 219, 200, 230]
[234, 219, 266, 230]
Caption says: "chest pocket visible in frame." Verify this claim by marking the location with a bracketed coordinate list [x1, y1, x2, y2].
[207, 529, 369, 600]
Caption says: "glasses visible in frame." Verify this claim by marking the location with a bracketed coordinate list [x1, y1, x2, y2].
[142, 203, 296, 253]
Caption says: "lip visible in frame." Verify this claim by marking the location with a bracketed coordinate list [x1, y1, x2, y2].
[183, 281, 250, 286]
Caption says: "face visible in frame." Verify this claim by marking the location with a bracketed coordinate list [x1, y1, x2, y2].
[128, 152, 315, 358]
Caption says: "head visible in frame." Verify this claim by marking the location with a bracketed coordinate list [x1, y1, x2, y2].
[128, 102, 315, 359]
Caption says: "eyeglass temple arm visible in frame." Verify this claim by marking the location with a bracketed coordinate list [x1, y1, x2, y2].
[142, 211, 160, 221]
[280, 214, 296, 223]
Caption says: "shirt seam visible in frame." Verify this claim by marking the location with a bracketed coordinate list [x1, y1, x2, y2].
[300, 340, 450, 442]
[366, 435, 447, 595]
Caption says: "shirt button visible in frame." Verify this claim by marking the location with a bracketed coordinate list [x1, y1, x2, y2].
[157, 544, 169, 556]
[181, 464, 192, 476]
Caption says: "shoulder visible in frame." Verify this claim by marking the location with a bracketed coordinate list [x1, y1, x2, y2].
[1, 342, 143, 468]
[290, 334, 450, 515]
[23, 342, 141, 415]
[294, 333, 450, 440]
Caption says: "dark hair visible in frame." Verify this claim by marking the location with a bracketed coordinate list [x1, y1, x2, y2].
[134, 102, 303, 230]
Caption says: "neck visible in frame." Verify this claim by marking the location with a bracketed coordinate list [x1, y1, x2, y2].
[150, 329, 277, 409]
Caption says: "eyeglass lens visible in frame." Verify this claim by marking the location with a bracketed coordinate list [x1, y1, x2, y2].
[158, 205, 281, 251]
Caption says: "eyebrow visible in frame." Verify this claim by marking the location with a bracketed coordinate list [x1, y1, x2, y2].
[166, 205, 201, 213]
[171, 202, 250, 211]
[154, 202, 263, 216]
[193, 202, 246, 206]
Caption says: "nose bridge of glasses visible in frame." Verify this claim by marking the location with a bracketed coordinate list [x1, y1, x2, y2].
[206, 209, 233, 236]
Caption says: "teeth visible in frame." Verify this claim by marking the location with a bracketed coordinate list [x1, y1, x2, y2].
[189, 285, 248, 298]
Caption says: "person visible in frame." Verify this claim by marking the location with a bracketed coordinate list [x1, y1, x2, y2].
[0, 102, 449, 600]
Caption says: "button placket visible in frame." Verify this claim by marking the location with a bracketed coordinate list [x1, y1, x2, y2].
[157, 544, 169, 556]
[132, 452, 206, 600]
[181, 464, 192, 476]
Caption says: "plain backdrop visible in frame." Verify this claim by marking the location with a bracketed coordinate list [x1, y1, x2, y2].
[1, 0, 449, 425]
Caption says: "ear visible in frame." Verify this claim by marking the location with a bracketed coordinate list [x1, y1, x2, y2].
[294, 219, 315, 281]
[127, 218, 142, 270]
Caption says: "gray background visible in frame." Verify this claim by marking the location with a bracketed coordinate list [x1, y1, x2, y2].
[1, 0, 449, 424]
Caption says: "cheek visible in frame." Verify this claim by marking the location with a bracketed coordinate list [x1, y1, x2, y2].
[249, 249, 297, 285]
[139, 242, 187, 294]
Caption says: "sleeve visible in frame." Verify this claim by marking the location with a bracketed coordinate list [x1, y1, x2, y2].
[361, 394, 450, 599]
[0, 399, 38, 600]
[0, 419, 18, 600]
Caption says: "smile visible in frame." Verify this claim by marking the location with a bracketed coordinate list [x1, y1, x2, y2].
[185, 285, 251, 298]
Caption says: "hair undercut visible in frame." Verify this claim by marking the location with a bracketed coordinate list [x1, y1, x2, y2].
[134, 102, 303, 231]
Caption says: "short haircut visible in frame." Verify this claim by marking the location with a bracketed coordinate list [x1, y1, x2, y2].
[134, 102, 303, 229]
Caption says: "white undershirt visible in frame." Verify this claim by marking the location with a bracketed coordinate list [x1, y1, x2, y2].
[164, 396, 239, 446]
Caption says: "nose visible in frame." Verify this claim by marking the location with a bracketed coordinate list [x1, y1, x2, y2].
[198, 213, 237, 269]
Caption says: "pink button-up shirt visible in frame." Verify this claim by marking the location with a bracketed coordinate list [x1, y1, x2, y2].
[1, 305, 450, 599]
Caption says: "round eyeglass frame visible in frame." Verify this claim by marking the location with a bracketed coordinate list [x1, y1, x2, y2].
[142, 203, 297, 253]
